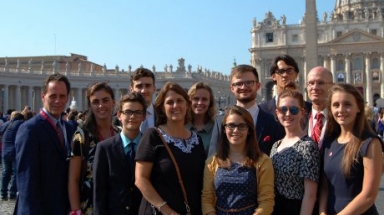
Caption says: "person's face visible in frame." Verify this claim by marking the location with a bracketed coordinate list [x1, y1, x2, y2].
[275, 96, 303, 129]
[230, 71, 260, 104]
[130, 77, 156, 106]
[272, 60, 298, 90]
[224, 113, 249, 148]
[41, 81, 69, 119]
[118, 101, 145, 132]
[330, 91, 360, 130]
[163, 90, 188, 123]
[190, 88, 210, 116]
[307, 68, 333, 104]
[89, 89, 115, 121]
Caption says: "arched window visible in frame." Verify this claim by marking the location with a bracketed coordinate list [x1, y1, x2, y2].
[372, 58, 379, 69]
[353, 58, 363, 70]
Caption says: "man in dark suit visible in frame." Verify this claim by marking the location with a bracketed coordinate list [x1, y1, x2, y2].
[260, 55, 312, 128]
[15, 73, 76, 215]
[130, 67, 156, 132]
[208, 65, 284, 157]
[93, 92, 146, 215]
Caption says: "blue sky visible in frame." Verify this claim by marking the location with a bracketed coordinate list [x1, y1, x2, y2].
[0, 0, 331, 75]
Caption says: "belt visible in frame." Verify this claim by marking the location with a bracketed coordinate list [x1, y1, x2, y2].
[216, 204, 256, 213]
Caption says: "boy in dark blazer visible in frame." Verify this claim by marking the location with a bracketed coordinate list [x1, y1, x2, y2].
[93, 92, 146, 215]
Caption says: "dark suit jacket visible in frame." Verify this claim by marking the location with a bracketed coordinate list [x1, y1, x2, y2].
[93, 134, 142, 215]
[260, 97, 312, 130]
[15, 113, 75, 215]
[208, 107, 285, 157]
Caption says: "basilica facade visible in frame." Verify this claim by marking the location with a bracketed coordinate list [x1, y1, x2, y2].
[0, 53, 232, 112]
[251, 0, 384, 106]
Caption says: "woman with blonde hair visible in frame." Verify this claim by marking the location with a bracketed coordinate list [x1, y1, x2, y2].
[187, 82, 217, 153]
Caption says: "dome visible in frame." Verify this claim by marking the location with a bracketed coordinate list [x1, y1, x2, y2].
[333, 0, 384, 21]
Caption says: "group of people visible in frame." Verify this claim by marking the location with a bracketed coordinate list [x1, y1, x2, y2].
[2, 54, 383, 215]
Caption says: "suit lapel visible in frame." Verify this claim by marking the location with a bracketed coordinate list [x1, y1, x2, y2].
[256, 109, 267, 143]
[111, 135, 131, 172]
[39, 115, 67, 158]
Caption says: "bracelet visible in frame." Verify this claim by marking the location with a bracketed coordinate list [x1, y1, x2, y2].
[68, 210, 82, 215]
[157, 201, 167, 211]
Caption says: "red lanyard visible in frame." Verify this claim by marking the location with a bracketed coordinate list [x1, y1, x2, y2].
[40, 109, 64, 145]
[97, 127, 115, 142]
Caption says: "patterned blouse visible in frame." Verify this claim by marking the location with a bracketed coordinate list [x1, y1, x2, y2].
[71, 127, 119, 215]
[270, 135, 320, 200]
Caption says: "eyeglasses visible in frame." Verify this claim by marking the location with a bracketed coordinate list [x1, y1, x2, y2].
[121, 109, 144, 117]
[277, 106, 300, 115]
[231, 80, 256, 88]
[275, 68, 296, 75]
[307, 81, 332, 88]
[224, 123, 249, 131]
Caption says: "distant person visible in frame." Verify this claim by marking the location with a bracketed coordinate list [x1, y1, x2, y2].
[135, 82, 206, 215]
[202, 105, 274, 215]
[320, 83, 383, 214]
[187, 82, 217, 154]
[0, 111, 24, 201]
[130, 67, 157, 133]
[93, 93, 146, 215]
[208, 64, 284, 157]
[68, 82, 119, 215]
[15, 73, 76, 215]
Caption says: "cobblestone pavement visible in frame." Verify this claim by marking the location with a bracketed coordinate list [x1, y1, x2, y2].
[0, 164, 383, 214]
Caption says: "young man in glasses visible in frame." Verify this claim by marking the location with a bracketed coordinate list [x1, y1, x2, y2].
[93, 92, 146, 215]
[208, 64, 284, 156]
[130, 68, 157, 133]
[260, 55, 312, 129]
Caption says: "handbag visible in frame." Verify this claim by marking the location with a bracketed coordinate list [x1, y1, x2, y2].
[154, 127, 192, 215]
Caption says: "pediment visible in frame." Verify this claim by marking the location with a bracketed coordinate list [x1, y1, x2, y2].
[328, 29, 383, 44]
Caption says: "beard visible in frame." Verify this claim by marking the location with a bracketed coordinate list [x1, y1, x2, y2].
[236, 92, 257, 104]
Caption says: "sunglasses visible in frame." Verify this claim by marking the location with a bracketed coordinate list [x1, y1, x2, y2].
[224, 123, 249, 131]
[277, 106, 300, 115]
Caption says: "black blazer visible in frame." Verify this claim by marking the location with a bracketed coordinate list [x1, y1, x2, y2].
[208, 107, 285, 157]
[93, 134, 142, 215]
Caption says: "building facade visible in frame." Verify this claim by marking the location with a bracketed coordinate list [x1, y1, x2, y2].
[0, 54, 232, 112]
[251, 0, 384, 106]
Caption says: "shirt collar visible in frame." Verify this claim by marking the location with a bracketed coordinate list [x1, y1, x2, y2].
[120, 132, 142, 149]
[147, 104, 154, 115]
[246, 102, 259, 124]
[42, 108, 61, 125]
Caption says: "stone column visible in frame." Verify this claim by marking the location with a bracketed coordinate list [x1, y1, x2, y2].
[3, 85, 9, 112]
[16, 85, 21, 111]
[365, 53, 373, 106]
[345, 54, 351, 84]
[77, 88, 83, 111]
[380, 53, 384, 98]
[330, 55, 337, 82]
[305, 0, 318, 73]
[114, 88, 119, 101]
[323, 55, 329, 69]
[28, 86, 33, 107]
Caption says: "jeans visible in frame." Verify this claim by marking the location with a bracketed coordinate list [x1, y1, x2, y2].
[1, 155, 17, 198]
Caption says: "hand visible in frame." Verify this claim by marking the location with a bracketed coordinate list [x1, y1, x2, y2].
[160, 204, 180, 215]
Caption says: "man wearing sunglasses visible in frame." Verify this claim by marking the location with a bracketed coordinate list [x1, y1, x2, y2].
[260, 55, 312, 129]
[208, 64, 284, 156]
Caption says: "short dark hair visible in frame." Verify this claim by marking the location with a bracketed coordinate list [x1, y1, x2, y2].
[230, 65, 259, 83]
[270, 55, 299, 76]
[130, 68, 155, 86]
[117, 92, 147, 113]
[42, 73, 71, 95]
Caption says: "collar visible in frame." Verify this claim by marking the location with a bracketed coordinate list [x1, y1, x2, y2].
[311, 108, 328, 120]
[246, 102, 260, 124]
[120, 132, 142, 149]
[147, 104, 154, 116]
[42, 108, 61, 125]
[186, 121, 214, 133]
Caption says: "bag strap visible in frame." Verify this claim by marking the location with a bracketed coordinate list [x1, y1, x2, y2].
[154, 127, 191, 214]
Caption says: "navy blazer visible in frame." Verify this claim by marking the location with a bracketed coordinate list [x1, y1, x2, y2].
[93, 134, 142, 215]
[207, 107, 285, 157]
[14, 113, 75, 215]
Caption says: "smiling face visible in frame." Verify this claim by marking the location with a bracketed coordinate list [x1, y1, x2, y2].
[41, 81, 69, 119]
[130, 77, 156, 106]
[190, 88, 210, 116]
[224, 113, 249, 149]
[275, 96, 303, 129]
[330, 91, 360, 130]
[118, 101, 145, 133]
[307, 67, 333, 107]
[163, 90, 188, 123]
[89, 89, 115, 121]
[230, 71, 260, 104]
